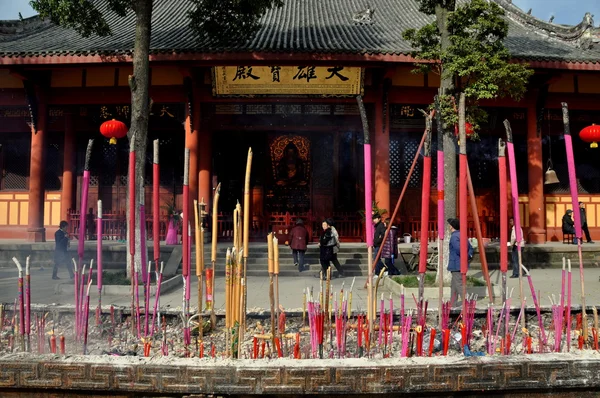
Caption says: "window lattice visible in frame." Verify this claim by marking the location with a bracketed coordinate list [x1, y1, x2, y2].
[45, 140, 62, 191]
[1, 137, 30, 190]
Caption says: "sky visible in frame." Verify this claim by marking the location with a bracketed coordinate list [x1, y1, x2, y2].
[0, 0, 599, 25]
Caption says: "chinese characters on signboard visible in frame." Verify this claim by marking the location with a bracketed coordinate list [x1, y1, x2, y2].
[213, 66, 363, 96]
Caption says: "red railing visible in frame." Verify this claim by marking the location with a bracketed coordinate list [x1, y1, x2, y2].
[67, 209, 169, 241]
[406, 217, 500, 242]
[216, 211, 365, 242]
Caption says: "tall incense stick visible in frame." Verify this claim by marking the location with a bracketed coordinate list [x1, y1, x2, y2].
[503, 121, 525, 325]
[561, 102, 588, 341]
[128, 133, 137, 335]
[78, 139, 94, 340]
[25, 256, 30, 352]
[153, 140, 160, 270]
[240, 148, 252, 358]
[458, 93, 468, 314]
[466, 164, 494, 303]
[139, 182, 149, 336]
[356, 95, 374, 330]
[194, 199, 203, 323]
[498, 139, 508, 304]
[434, 98, 445, 331]
[97, 200, 103, 322]
[418, 115, 432, 308]
[13, 257, 24, 351]
[209, 182, 221, 328]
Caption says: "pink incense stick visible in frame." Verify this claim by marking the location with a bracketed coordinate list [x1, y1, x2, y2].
[561, 103, 588, 339]
[182, 149, 190, 278]
[150, 262, 164, 337]
[566, 259, 573, 352]
[97, 200, 103, 315]
[153, 140, 160, 268]
[12, 258, 24, 349]
[140, 197, 149, 335]
[526, 273, 547, 350]
[83, 280, 91, 355]
[25, 257, 30, 347]
[128, 134, 137, 335]
[78, 140, 94, 266]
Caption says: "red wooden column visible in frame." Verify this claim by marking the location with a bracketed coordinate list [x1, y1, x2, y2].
[527, 96, 546, 243]
[27, 101, 47, 242]
[60, 111, 75, 221]
[373, 88, 390, 216]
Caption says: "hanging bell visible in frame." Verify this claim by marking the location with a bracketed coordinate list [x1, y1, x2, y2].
[544, 161, 559, 185]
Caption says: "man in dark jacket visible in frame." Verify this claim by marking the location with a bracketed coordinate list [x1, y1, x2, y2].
[579, 202, 594, 243]
[53, 221, 74, 280]
[372, 213, 386, 273]
[288, 218, 309, 272]
[447, 218, 473, 306]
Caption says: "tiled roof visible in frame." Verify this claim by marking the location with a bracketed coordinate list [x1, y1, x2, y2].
[0, 0, 599, 63]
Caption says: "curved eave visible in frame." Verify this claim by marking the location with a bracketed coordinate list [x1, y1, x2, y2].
[0, 50, 599, 71]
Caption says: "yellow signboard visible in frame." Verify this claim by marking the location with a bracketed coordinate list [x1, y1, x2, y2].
[213, 66, 363, 96]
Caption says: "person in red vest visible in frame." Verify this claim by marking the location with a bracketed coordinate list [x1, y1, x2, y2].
[288, 218, 309, 272]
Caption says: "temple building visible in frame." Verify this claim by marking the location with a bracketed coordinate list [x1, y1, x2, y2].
[0, 0, 599, 243]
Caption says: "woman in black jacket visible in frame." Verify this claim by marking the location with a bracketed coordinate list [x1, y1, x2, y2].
[319, 219, 345, 278]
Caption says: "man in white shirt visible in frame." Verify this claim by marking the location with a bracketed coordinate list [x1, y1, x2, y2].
[509, 217, 525, 278]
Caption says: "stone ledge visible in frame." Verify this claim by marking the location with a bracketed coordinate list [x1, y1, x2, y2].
[0, 353, 599, 395]
[54, 275, 182, 296]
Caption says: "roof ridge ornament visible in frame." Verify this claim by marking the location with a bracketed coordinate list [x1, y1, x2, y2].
[352, 8, 375, 25]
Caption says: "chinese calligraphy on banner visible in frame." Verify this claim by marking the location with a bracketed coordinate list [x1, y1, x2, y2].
[213, 66, 363, 96]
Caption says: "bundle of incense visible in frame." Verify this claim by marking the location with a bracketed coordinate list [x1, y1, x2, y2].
[463, 295, 477, 349]
[551, 297, 562, 352]
[12, 257, 24, 351]
[400, 311, 412, 357]
[150, 262, 164, 337]
[441, 300, 451, 330]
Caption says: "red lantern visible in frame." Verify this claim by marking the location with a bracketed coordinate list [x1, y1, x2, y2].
[454, 122, 474, 138]
[100, 119, 128, 145]
[579, 124, 600, 149]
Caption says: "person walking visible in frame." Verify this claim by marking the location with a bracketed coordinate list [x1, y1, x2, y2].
[318, 219, 344, 279]
[378, 224, 401, 276]
[509, 217, 525, 278]
[579, 202, 594, 243]
[372, 213, 386, 272]
[288, 218, 309, 272]
[447, 218, 473, 306]
[53, 221, 74, 280]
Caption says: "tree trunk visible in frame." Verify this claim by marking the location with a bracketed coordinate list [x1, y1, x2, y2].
[435, 3, 455, 285]
[126, 0, 153, 277]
